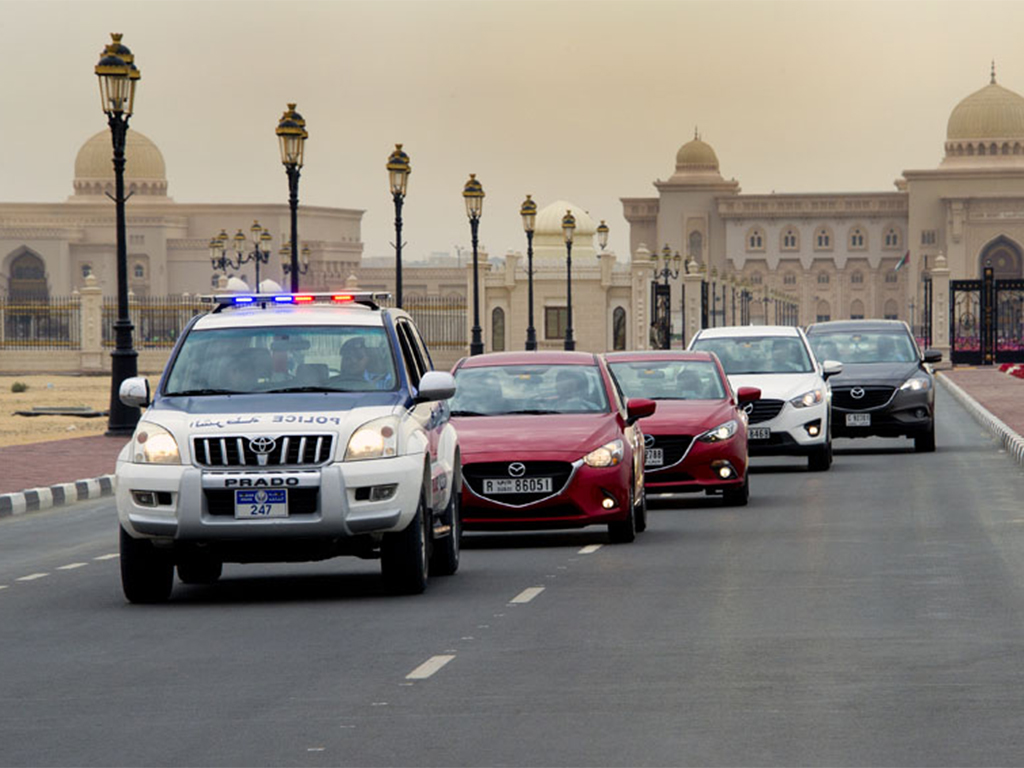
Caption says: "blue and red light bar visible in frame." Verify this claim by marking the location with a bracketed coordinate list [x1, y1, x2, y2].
[200, 291, 391, 310]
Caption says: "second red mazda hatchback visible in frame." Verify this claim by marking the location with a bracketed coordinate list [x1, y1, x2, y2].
[450, 352, 656, 543]
[605, 351, 759, 506]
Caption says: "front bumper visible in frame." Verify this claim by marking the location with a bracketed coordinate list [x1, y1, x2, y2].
[115, 454, 424, 543]
[832, 389, 934, 438]
[746, 402, 829, 457]
[645, 438, 747, 495]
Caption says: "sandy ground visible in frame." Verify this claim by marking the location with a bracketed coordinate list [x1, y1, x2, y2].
[0, 375, 115, 447]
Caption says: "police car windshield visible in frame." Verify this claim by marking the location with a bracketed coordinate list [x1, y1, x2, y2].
[164, 326, 398, 395]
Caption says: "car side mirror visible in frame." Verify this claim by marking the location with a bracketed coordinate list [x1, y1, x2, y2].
[923, 349, 942, 364]
[415, 371, 456, 403]
[821, 360, 843, 380]
[119, 376, 151, 409]
[736, 386, 761, 405]
[626, 397, 657, 426]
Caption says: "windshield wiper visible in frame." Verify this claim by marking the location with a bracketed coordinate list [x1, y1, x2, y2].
[261, 386, 336, 394]
[505, 409, 564, 415]
[450, 409, 487, 417]
[164, 388, 242, 396]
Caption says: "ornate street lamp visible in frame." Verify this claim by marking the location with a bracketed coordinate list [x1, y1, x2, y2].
[562, 210, 576, 351]
[96, 33, 141, 436]
[651, 244, 680, 350]
[597, 220, 609, 252]
[280, 242, 310, 278]
[387, 144, 411, 308]
[463, 174, 485, 356]
[276, 103, 308, 292]
[520, 194, 538, 350]
[209, 221, 273, 289]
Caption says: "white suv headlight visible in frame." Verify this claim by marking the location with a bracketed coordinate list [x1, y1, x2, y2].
[697, 419, 738, 443]
[583, 439, 624, 468]
[790, 389, 824, 408]
[131, 423, 181, 465]
[899, 376, 931, 392]
[345, 416, 400, 461]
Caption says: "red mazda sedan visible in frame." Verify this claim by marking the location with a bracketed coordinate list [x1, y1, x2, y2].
[449, 352, 656, 543]
[605, 351, 760, 506]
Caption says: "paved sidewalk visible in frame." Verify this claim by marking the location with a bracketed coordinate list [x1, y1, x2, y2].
[0, 367, 1021, 518]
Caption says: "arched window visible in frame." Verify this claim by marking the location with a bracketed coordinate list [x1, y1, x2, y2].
[885, 271, 898, 284]
[850, 299, 865, 320]
[816, 300, 831, 323]
[689, 231, 703, 262]
[491, 307, 505, 352]
[81, 264, 92, 278]
[781, 227, 799, 251]
[750, 272, 763, 285]
[612, 307, 626, 351]
[884, 227, 902, 249]
[133, 264, 145, 279]
[817, 272, 830, 284]
[884, 299, 899, 320]
[9, 251, 48, 299]
[848, 227, 866, 249]
[851, 271, 864, 284]
[815, 227, 833, 250]
[783, 272, 796, 285]
[746, 227, 765, 251]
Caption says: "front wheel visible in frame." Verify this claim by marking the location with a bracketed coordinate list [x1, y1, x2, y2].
[634, 481, 648, 533]
[120, 526, 174, 604]
[722, 473, 750, 507]
[914, 423, 936, 453]
[808, 441, 833, 472]
[429, 486, 461, 577]
[381, 489, 429, 595]
[608, 490, 636, 544]
[177, 555, 223, 585]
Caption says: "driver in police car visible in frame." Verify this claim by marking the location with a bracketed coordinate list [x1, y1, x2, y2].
[335, 336, 393, 389]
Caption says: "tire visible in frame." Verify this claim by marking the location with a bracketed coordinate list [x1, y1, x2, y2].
[633, 476, 648, 533]
[808, 441, 832, 472]
[915, 423, 936, 453]
[722, 473, 750, 507]
[381, 488, 429, 595]
[120, 526, 174, 604]
[608, 492, 636, 544]
[429, 486, 461, 577]
[176, 555, 223, 585]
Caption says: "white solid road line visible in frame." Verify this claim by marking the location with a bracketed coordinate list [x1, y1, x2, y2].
[578, 544, 603, 555]
[17, 573, 49, 582]
[406, 655, 455, 680]
[510, 586, 545, 604]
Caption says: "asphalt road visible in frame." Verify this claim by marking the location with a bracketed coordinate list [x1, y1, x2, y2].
[2, 386, 1024, 767]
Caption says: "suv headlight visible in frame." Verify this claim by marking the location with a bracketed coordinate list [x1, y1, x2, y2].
[583, 439, 624, 468]
[697, 419, 738, 443]
[345, 416, 400, 461]
[900, 376, 931, 392]
[131, 423, 181, 465]
[790, 389, 824, 408]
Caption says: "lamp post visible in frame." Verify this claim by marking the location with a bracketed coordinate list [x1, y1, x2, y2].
[387, 144, 411, 308]
[96, 33, 141, 437]
[281, 242, 311, 279]
[276, 103, 308, 292]
[463, 174, 485, 356]
[521, 195, 537, 350]
[210, 221, 273, 289]
[562, 210, 576, 351]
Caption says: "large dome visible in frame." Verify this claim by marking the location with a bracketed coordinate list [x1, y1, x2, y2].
[947, 81, 1024, 141]
[535, 200, 596, 238]
[72, 129, 168, 197]
[675, 137, 719, 172]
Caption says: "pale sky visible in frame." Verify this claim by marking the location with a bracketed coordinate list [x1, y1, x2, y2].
[2, 0, 1022, 263]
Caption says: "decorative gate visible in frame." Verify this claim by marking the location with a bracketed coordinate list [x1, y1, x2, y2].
[652, 283, 671, 349]
[950, 267, 1024, 364]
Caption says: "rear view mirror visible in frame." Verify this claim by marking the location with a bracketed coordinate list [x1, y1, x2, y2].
[736, 386, 760, 405]
[821, 360, 843, 379]
[923, 349, 942, 364]
[626, 398, 657, 425]
[416, 371, 456, 403]
[119, 376, 151, 409]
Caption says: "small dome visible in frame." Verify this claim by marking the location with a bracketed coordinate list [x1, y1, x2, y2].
[675, 137, 719, 171]
[947, 81, 1024, 141]
[535, 200, 596, 238]
[73, 129, 168, 197]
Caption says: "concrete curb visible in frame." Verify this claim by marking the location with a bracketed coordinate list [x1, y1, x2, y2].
[0, 475, 116, 519]
[938, 372, 1024, 469]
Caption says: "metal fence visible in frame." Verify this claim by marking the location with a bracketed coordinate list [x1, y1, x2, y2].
[0, 296, 81, 350]
[382, 296, 468, 351]
[102, 296, 208, 350]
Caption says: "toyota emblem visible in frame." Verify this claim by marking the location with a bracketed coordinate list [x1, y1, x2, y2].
[508, 462, 526, 477]
[850, 387, 866, 400]
[249, 436, 277, 454]
[644, 433, 656, 448]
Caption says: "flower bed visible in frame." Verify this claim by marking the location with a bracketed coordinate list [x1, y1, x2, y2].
[999, 363, 1024, 380]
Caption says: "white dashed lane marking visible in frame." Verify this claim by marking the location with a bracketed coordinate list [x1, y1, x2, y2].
[94, 554, 119, 561]
[406, 654, 455, 680]
[578, 544, 603, 555]
[57, 563, 88, 571]
[17, 573, 49, 582]
[510, 586, 545, 604]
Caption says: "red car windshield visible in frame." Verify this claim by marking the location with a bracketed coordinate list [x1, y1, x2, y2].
[608, 360, 726, 400]
[451, 364, 609, 416]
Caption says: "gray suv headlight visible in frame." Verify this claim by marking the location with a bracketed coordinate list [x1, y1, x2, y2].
[130, 423, 181, 465]
[345, 416, 400, 461]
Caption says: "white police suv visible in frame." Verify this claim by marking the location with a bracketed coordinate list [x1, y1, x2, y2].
[115, 292, 461, 602]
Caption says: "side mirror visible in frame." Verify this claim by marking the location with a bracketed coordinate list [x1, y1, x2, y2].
[626, 397, 657, 426]
[415, 371, 456, 403]
[119, 376, 151, 409]
[821, 360, 843, 380]
[923, 349, 942, 364]
[736, 386, 761, 405]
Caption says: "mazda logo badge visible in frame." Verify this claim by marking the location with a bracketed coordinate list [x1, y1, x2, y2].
[249, 436, 277, 454]
[644, 434, 655, 448]
[851, 387, 865, 400]
[743, 403, 755, 415]
[508, 462, 526, 478]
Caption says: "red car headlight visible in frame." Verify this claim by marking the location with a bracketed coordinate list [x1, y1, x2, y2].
[583, 439, 624, 468]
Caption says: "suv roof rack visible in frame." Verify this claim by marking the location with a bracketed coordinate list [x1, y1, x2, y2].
[199, 291, 392, 313]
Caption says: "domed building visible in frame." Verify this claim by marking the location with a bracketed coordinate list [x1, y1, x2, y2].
[622, 71, 1024, 359]
[1, 129, 364, 302]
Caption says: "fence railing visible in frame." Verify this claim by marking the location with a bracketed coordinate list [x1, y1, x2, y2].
[381, 296, 468, 350]
[102, 296, 208, 350]
[1, 296, 81, 350]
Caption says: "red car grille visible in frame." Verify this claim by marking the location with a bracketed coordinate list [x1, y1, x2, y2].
[644, 434, 694, 471]
[463, 461, 575, 506]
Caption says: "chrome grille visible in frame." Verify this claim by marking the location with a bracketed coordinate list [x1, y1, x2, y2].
[832, 386, 896, 411]
[645, 435, 694, 471]
[192, 434, 334, 468]
[743, 399, 785, 424]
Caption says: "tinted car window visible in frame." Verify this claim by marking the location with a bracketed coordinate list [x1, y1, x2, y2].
[808, 331, 917, 364]
[608, 360, 726, 400]
[690, 336, 813, 375]
[451, 364, 609, 416]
